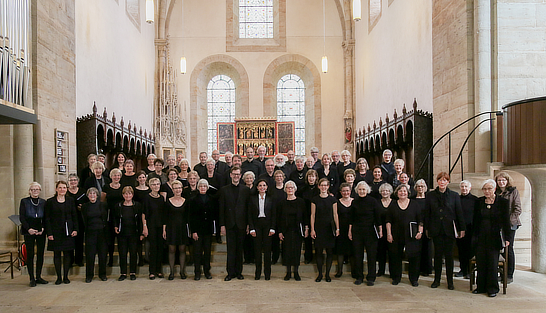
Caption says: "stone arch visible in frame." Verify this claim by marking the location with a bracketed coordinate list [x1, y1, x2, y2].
[190, 54, 249, 162]
[263, 54, 322, 153]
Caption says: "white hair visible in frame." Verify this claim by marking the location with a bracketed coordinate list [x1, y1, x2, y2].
[460, 180, 472, 188]
[482, 179, 496, 190]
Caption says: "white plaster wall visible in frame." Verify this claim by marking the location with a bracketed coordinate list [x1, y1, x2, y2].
[497, 0, 546, 108]
[75, 0, 156, 130]
[168, 0, 345, 162]
[354, 0, 433, 130]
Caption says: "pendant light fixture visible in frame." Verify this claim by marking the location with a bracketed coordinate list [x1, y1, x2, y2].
[145, 0, 154, 24]
[353, 0, 362, 21]
[180, 0, 186, 74]
[322, 0, 328, 73]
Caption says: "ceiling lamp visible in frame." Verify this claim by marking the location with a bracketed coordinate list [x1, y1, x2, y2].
[322, 0, 328, 73]
[180, 57, 187, 74]
[353, 0, 362, 21]
[146, 0, 154, 24]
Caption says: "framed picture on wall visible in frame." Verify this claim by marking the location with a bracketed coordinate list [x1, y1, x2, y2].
[276, 122, 295, 154]
[217, 123, 236, 155]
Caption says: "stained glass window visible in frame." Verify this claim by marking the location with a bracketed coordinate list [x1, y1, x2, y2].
[207, 75, 236, 154]
[277, 74, 305, 156]
[239, 0, 274, 39]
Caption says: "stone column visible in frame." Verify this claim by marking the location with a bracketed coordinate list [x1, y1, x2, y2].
[13, 125, 34, 207]
[507, 165, 546, 274]
[474, 0, 494, 172]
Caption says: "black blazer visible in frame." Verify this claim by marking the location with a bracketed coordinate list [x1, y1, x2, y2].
[219, 183, 250, 230]
[424, 187, 466, 238]
[19, 197, 46, 235]
[472, 196, 511, 251]
[81, 201, 108, 229]
[189, 194, 218, 236]
[247, 194, 276, 232]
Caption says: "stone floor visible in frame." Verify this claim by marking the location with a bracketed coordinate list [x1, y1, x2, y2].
[1, 264, 545, 313]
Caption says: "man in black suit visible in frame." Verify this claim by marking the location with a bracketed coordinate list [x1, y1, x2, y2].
[193, 152, 208, 178]
[219, 167, 250, 281]
[255, 145, 268, 174]
[258, 159, 276, 187]
[241, 147, 261, 177]
[310, 147, 322, 170]
[212, 150, 229, 176]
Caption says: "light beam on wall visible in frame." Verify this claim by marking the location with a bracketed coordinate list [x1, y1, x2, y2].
[353, 0, 361, 21]
[180, 57, 187, 74]
[146, 0, 154, 24]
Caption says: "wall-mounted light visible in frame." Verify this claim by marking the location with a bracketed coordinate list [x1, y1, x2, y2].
[180, 57, 187, 74]
[146, 0, 154, 24]
[353, 0, 362, 21]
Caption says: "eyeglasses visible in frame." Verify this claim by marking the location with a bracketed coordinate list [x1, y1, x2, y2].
[30, 188, 41, 191]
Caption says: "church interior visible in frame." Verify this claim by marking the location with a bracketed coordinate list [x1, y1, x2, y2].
[1, 0, 546, 311]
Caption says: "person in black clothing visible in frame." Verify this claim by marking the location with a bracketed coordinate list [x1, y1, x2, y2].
[144, 153, 157, 174]
[19, 182, 48, 287]
[258, 158, 276, 187]
[377, 182, 393, 277]
[255, 145, 268, 174]
[219, 166, 251, 281]
[204, 158, 223, 195]
[134, 171, 151, 203]
[456, 180, 477, 279]
[163, 154, 181, 174]
[101, 168, 124, 267]
[241, 147, 261, 178]
[349, 181, 382, 286]
[113, 152, 127, 172]
[386, 184, 423, 286]
[193, 152, 208, 178]
[79, 153, 96, 187]
[380, 149, 395, 183]
[335, 183, 354, 278]
[354, 157, 373, 186]
[337, 169, 357, 199]
[273, 153, 289, 179]
[83, 162, 110, 194]
[160, 168, 181, 200]
[299, 169, 319, 264]
[278, 180, 308, 281]
[189, 179, 217, 280]
[242, 171, 256, 264]
[163, 180, 189, 280]
[310, 147, 322, 170]
[212, 150, 229, 174]
[148, 158, 168, 185]
[424, 172, 466, 290]
[81, 187, 108, 282]
[288, 156, 307, 191]
[338, 150, 356, 180]
[472, 179, 511, 297]
[248, 179, 276, 280]
[396, 172, 415, 198]
[45, 181, 78, 285]
[317, 153, 340, 195]
[369, 166, 386, 200]
[67, 173, 88, 267]
[142, 178, 165, 280]
[270, 170, 286, 264]
[310, 178, 340, 282]
[114, 186, 143, 281]
[178, 158, 191, 187]
[412, 179, 432, 277]
[120, 159, 138, 188]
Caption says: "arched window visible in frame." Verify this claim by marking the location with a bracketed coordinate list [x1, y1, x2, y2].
[277, 74, 305, 155]
[207, 75, 236, 154]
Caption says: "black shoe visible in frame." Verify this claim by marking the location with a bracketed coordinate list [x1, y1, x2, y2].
[194, 273, 201, 281]
[157, 273, 164, 279]
[118, 275, 127, 281]
[55, 278, 62, 285]
[255, 275, 261, 280]
[149, 274, 156, 280]
[168, 274, 174, 280]
[100, 276, 107, 281]
[411, 281, 419, 287]
[130, 274, 136, 281]
[472, 289, 482, 294]
[36, 278, 48, 284]
[454, 271, 464, 277]
[294, 272, 301, 281]
[205, 272, 212, 279]
[63, 278, 70, 284]
[284, 273, 291, 281]
[488, 293, 497, 297]
[448, 284, 454, 290]
[366, 281, 375, 286]
[392, 280, 400, 285]
[376, 272, 384, 277]
[85, 278, 92, 283]
[237, 274, 244, 280]
[431, 281, 440, 288]
[224, 275, 232, 281]
[265, 275, 271, 281]
[354, 279, 362, 285]
[180, 273, 187, 280]
[325, 275, 331, 282]
[335, 272, 342, 278]
[315, 274, 322, 282]
[29, 280, 36, 287]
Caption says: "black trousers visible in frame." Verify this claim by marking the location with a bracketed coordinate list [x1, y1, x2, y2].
[253, 220, 273, 278]
[420, 235, 433, 275]
[476, 244, 500, 294]
[53, 250, 72, 279]
[118, 234, 138, 275]
[148, 226, 164, 275]
[107, 220, 117, 264]
[389, 241, 420, 283]
[85, 228, 107, 279]
[193, 234, 212, 275]
[506, 229, 516, 278]
[271, 232, 280, 263]
[352, 231, 378, 282]
[456, 224, 473, 275]
[24, 234, 46, 281]
[243, 233, 254, 263]
[304, 236, 314, 262]
[226, 226, 246, 277]
[73, 212, 85, 264]
[377, 235, 389, 275]
[432, 234, 455, 284]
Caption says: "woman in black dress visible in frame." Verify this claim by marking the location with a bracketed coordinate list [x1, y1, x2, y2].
[338, 150, 356, 180]
[311, 178, 340, 282]
[270, 170, 286, 264]
[178, 158, 190, 187]
[83, 161, 109, 193]
[369, 165, 386, 200]
[80, 153, 96, 186]
[101, 168, 124, 267]
[386, 184, 423, 286]
[45, 181, 78, 285]
[134, 171, 150, 203]
[248, 179, 276, 280]
[142, 177, 165, 280]
[299, 169, 319, 264]
[67, 173, 87, 267]
[377, 182, 393, 277]
[278, 180, 308, 280]
[163, 180, 189, 280]
[81, 187, 108, 282]
[335, 183, 353, 278]
[317, 154, 340, 195]
[114, 186, 143, 281]
[182, 171, 200, 200]
[337, 169, 356, 198]
[144, 153, 157, 174]
[121, 159, 138, 188]
[354, 158, 373, 186]
[19, 182, 48, 286]
[412, 179, 432, 277]
[189, 179, 217, 280]
[114, 152, 127, 172]
[160, 168, 180, 200]
[472, 179, 510, 297]
[204, 158, 223, 194]
[349, 181, 382, 286]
